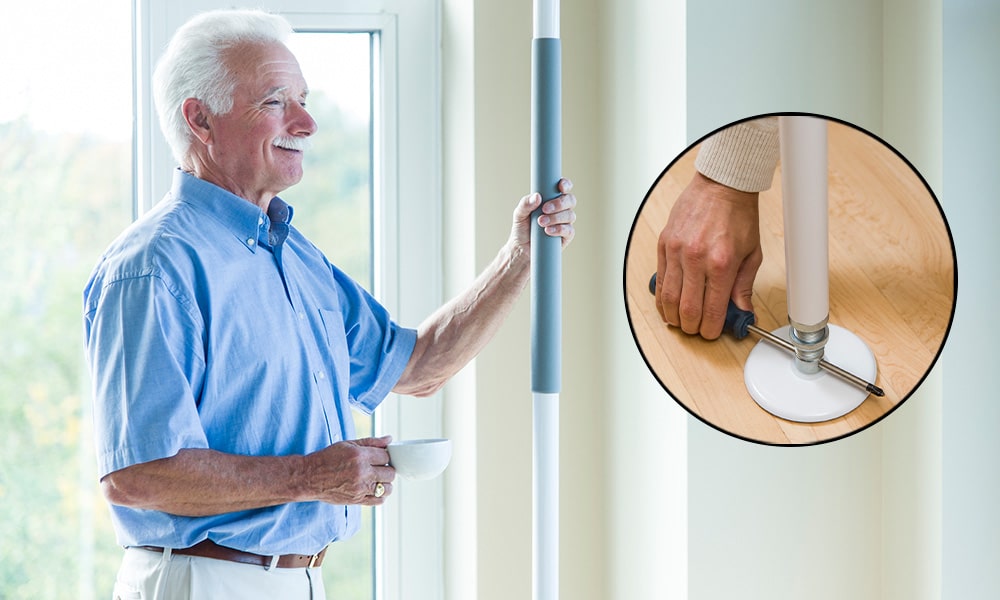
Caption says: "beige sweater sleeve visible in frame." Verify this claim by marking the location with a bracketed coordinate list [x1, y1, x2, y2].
[694, 117, 780, 192]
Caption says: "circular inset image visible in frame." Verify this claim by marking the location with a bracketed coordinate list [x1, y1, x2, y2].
[624, 113, 956, 445]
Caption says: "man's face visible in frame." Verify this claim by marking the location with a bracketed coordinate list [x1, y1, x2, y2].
[199, 41, 316, 206]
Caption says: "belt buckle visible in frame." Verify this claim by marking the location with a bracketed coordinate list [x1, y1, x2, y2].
[308, 553, 320, 569]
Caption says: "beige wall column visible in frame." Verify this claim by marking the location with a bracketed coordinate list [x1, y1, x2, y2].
[442, 1, 608, 598]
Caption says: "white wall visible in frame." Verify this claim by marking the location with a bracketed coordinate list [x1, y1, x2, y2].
[686, 2, 882, 597]
[440, 1, 986, 599]
[601, 1, 689, 598]
[449, 4, 534, 597]
[880, 2, 943, 598]
[689, 430, 883, 599]
[686, 0, 883, 139]
[685, 1, 944, 598]
[441, 1, 479, 597]
[558, 4, 610, 597]
[942, 1, 1000, 597]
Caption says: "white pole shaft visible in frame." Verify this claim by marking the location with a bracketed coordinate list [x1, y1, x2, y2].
[534, 0, 560, 38]
[779, 115, 829, 329]
[533, 392, 559, 600]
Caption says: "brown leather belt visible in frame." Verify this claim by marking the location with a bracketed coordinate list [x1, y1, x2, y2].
[137, 539, 327, 569]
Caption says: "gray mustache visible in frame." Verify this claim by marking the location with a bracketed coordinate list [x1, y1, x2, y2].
[273, 136, 313, 152]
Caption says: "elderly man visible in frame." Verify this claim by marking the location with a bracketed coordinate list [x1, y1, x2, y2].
[83, 9, 576, 599]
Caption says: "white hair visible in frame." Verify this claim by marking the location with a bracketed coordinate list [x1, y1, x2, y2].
[152, 9, 294, 166]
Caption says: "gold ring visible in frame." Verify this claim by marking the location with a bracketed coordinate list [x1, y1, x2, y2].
[373, 482, 386, 498]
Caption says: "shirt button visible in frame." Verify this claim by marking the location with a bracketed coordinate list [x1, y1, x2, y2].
[247, 238, 255, 246]
[317, 371, 326, 380]
[299, 312, 306, 320]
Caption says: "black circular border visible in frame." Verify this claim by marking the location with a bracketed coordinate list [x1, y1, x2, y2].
[622, 111, 959, 447]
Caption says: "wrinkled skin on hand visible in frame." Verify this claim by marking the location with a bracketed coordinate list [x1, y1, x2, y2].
[304, 436, 396, 506]
[655, 172, 762, 340]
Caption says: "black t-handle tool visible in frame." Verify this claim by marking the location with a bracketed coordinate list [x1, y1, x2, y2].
[648, 272, 754, 339]
[646, 272, 884, 396]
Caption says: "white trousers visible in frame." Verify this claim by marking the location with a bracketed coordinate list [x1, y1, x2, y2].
[112, 547, 327, 600]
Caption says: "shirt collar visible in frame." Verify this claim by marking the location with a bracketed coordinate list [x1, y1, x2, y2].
[171, 169, 293, 253]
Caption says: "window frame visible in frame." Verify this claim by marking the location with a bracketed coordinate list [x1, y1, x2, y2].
[134, 1, 443, 598]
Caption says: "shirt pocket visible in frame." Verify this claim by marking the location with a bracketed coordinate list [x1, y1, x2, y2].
[317, 307, 353, 396]
[318, 307, 349, 357]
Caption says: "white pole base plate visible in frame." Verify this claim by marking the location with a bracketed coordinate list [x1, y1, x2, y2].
[743, 324, 878, 423]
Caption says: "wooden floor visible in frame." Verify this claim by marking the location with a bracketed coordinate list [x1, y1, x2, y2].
[624, 120, 955, 445]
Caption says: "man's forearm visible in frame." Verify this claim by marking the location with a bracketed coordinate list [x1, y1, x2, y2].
[101, 448, 309, 517]
[394, 239, 531, 397]
[101, 439, 395, 516]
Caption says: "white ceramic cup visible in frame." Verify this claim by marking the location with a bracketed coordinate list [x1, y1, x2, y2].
[387, 439, 453, 480]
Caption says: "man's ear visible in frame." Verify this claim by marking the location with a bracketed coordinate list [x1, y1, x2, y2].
[181, 98, 213, 145]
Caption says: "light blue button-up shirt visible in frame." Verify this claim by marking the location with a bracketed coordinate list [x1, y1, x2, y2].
[83, 170, 416, 555]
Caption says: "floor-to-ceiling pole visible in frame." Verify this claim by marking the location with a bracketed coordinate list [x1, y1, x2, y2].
[744, 114, 877, 423]
[531, 1, 560, 599]
[779, 115, 830, 370]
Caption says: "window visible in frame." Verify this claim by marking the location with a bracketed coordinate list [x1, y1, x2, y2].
[0, 1, 131, 598]
[284, 30, 378, 596]
[285, 32, 374, 288]
[0, 1, 441, 598]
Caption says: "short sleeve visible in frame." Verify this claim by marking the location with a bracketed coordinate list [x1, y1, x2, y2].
[84, 272, 209, 478]
[330, 269, 416, 414]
